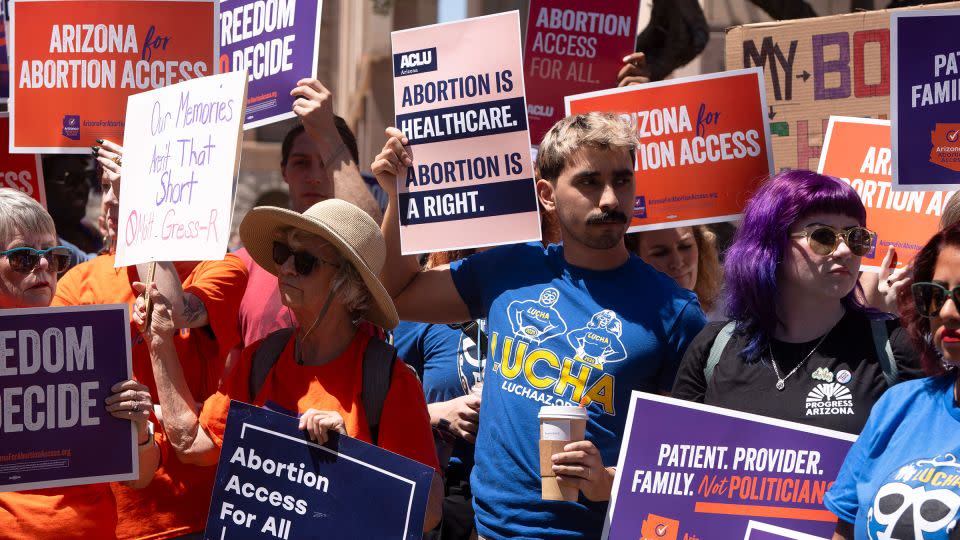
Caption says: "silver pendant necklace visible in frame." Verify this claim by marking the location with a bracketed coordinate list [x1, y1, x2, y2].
[768, 331, 831, 391]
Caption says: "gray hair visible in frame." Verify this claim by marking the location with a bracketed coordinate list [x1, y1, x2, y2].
[0, 188, 56, 246]
[285, 228, 372, 320]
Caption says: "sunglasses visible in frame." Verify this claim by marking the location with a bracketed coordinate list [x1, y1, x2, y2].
[790, 225, 876, 257]
[272, 241, 339, 276]
[912, 282, 960, 318]
[0, 246, 72, 276]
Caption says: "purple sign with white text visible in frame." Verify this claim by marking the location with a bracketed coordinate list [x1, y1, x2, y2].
[892, 9, 960, 191]
[0, 305, 136, 492]
[219, 0, 323, 129]
[603, 393, 856, 540]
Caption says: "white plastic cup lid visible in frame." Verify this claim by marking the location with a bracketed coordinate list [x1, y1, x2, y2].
[538, 405, 588, 420]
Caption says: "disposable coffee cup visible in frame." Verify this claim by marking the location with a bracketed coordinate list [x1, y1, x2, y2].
[538, 405, 588, 502]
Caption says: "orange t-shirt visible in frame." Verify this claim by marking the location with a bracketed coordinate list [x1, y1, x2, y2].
[49, 253, 247, 540]
[0, 485, 118, 539]
[200, 330, 440, 474]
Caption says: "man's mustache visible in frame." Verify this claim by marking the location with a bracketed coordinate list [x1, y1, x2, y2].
[586, 211, 628, 225]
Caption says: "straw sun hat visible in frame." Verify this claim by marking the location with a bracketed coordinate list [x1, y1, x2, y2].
[239, 199, 399, 330]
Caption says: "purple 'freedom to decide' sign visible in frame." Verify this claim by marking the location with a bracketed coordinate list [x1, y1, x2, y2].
[603, 393, 856, 540]
[220, 0, 323, 129]
[0, 304, 136, 492]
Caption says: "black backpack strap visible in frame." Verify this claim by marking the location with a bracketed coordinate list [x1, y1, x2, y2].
[363, 337, 397, 446]
[248, 328, 296, 400]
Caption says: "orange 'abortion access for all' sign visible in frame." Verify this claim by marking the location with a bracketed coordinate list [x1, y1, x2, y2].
[818, 116, 953, 272]
[9, 0, 217, 153]
[565, 69, 773, 231]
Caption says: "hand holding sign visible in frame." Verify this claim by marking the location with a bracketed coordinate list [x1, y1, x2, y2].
[297, 409, 346, 445]
[371, 127, 413, 200]
[617, 52, 650, 87]
[290, 78, 340, 154]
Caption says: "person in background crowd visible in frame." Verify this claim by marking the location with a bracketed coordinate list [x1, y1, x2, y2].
[672, 170, 921, 434]
[372, 113, 706, 539]
[393, 249, 484, 540]
[53, 141, 247, 539]
[859, 193, 960, 317]
[394, 205, 562, 539]
[0, 188, 159, 539]
[41, 155, 102, 268]
[826, 222, 960, 539]
[626, 226, 723, 318]
[135, 199, 443, 531]
[232, 79, 384, 364]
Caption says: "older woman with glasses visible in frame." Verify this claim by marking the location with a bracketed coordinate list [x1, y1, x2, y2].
[135, 199, 442, 531]
[0, 188, 159, 538]
[672, 170, 921, 434]
[826, 223, 960, 539]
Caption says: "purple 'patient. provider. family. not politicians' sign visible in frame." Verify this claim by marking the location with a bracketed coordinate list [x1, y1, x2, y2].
[603, 393, 856, 540]
[220, 0, 323, 129]
[892, 8, 960, 191]
[0, 304, 137, 492]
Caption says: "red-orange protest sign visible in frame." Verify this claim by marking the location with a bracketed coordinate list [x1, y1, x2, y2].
[9, 0, 217, 153]
[565, 69, 773, 231]
[0, 114, 45, 206]
[818, 116, 952, 272]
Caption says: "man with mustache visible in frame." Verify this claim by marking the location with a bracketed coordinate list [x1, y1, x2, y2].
[371, 113, 706, 539]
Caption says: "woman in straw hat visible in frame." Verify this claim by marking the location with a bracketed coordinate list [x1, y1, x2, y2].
[133, 199, 442, 530]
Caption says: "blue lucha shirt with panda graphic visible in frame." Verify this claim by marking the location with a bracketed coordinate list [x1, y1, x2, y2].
[825, 375, 960, 539]
[450, 242, 705, 539]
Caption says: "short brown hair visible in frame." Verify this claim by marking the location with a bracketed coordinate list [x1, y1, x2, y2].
[535, 113, 636, 183]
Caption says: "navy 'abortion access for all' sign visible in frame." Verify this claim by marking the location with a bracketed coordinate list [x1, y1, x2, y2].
[0, 304, 136, 492]
[205, 400, 434, 540]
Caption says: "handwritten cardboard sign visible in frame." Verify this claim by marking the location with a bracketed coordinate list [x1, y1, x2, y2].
[391, 11, 541, 255]
[725, 2, 960, 172]
[9, 0, 218, 153]
[603, 393, 855, 540]
[0, 305, 136, 492]
[220, 0, 323, 129]
[115, 70, 247, 266]
[818, 116, 953, 272]
[566, 69, 773, 231]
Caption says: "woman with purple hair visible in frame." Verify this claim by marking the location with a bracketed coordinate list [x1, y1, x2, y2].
[672, 170, 921, 434]
[825, 223, 960, 539]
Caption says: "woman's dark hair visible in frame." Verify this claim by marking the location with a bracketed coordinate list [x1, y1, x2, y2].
[901, 223, 960, 375]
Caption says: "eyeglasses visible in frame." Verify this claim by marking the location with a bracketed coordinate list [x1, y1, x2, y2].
[790, 225, 876, 257]
[272, 241, 339, 276]
[0, 246, 72, 276]
[912, 282, 960, 318]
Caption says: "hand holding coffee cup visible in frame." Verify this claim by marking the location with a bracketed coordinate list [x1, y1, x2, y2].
[551, 440, 616, 502]
[539, 405, 588, 501]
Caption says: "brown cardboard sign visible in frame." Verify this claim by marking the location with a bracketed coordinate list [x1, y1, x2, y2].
[725, 2, 960, 172]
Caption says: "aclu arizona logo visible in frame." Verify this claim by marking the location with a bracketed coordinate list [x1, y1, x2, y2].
[805, 382, 854, 417]
[62, 115, 80, 141]
[393, 47, 437, 77]
[930, 123, 960, 172]
[527, 104, 554, 118]
[634, 196, 647, 219]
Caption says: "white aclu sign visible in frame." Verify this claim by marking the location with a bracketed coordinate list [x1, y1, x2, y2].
[115, 70, 248, 266]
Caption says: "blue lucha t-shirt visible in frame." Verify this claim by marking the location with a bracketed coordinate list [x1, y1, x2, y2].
[825, 375, 960, 539]
[393, 320, 485, 469]
[450, 242, 705, 539]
